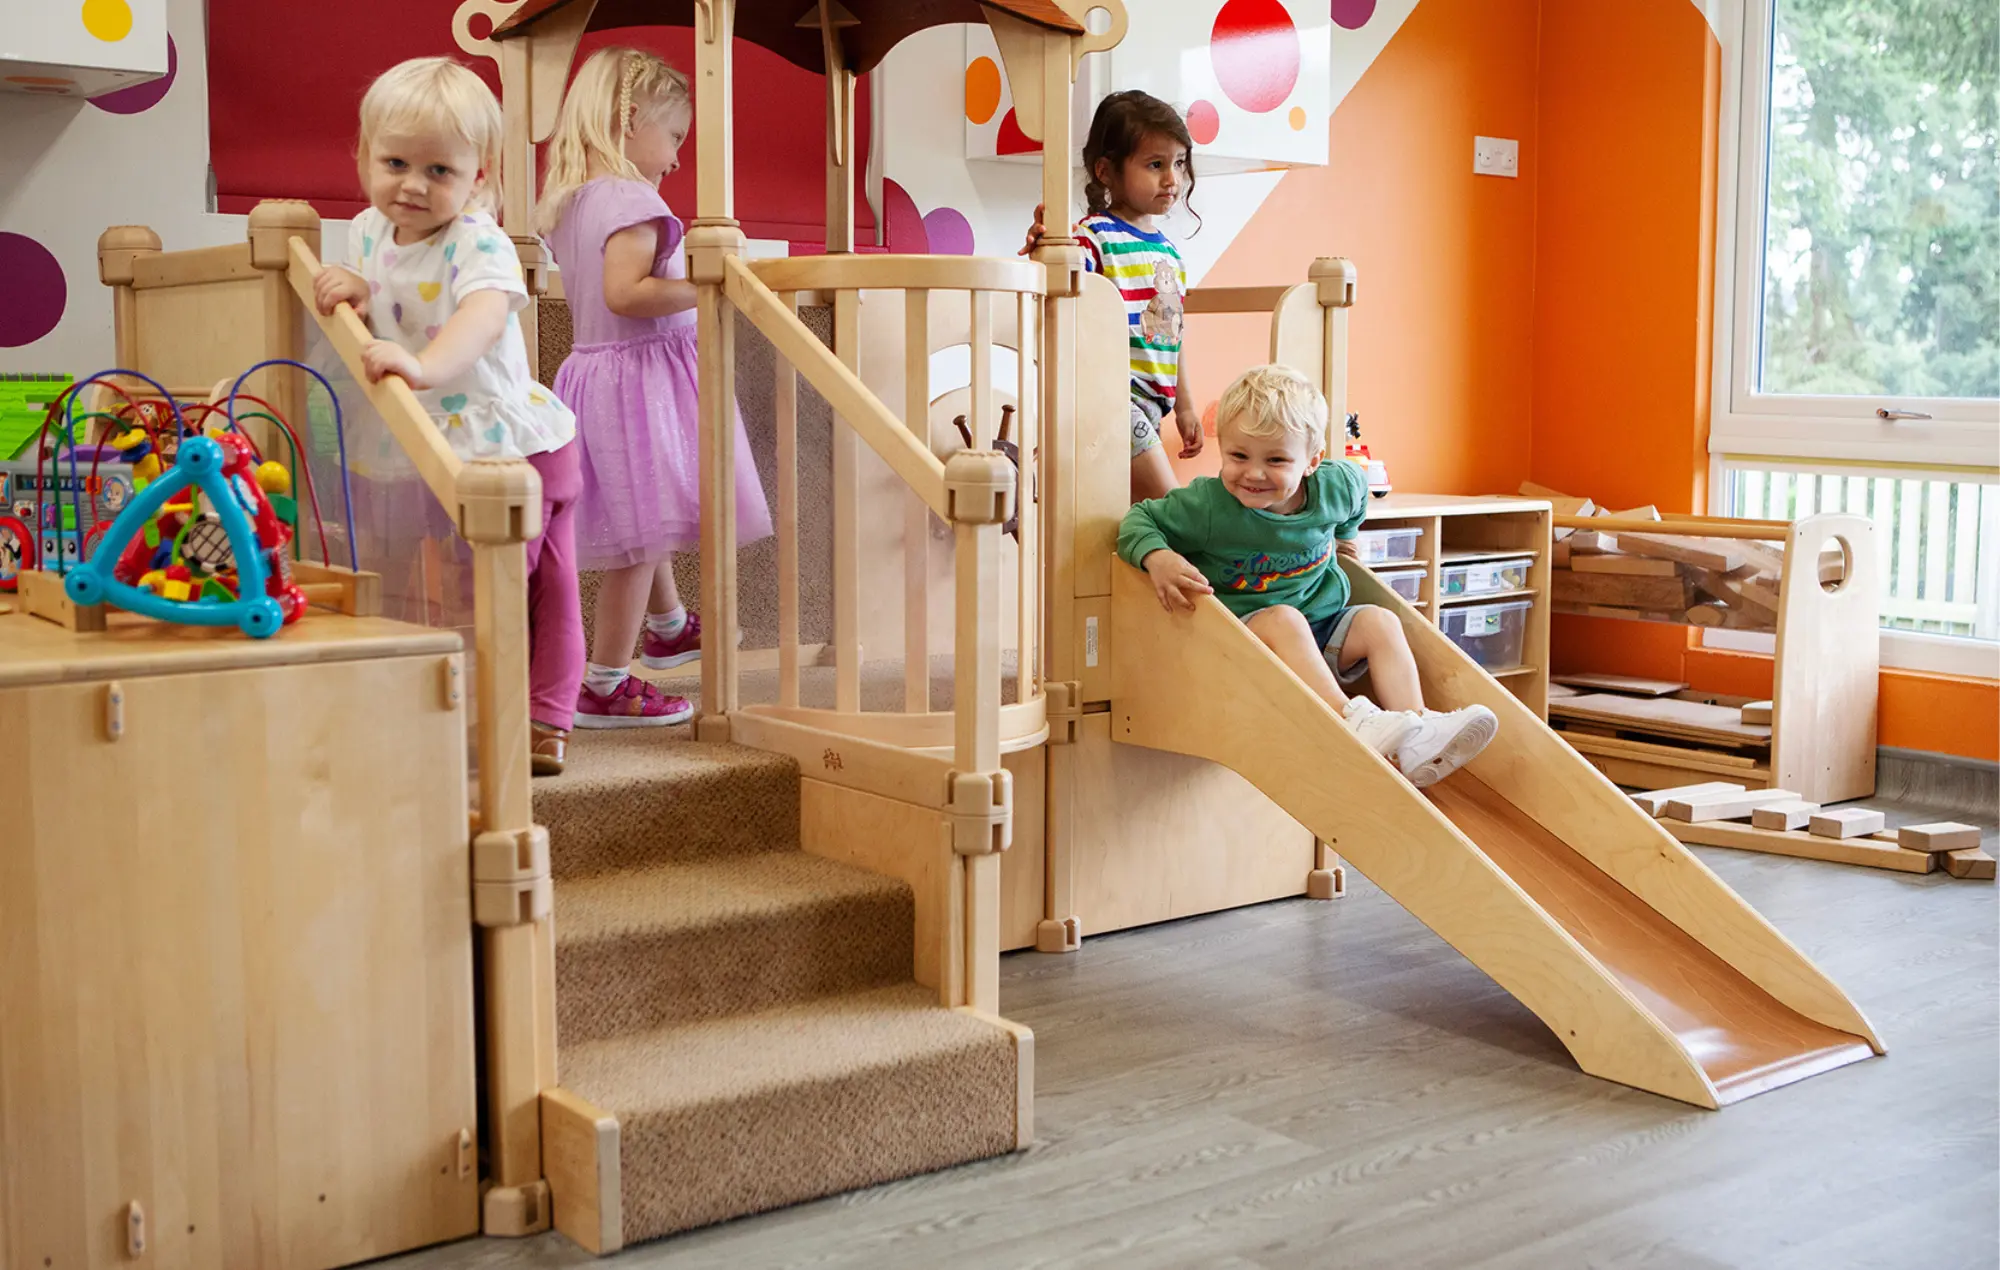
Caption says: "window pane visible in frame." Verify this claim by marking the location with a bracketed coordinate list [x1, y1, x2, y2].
[1724, 463, 1999, 641]
[1758, 0, 1999, 399]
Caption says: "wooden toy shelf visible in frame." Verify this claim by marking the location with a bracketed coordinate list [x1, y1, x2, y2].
[1359, 492, 1554, 719]
[1545, 509, 1879, 804]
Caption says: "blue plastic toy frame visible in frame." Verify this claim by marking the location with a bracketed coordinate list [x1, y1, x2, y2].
[64, 435, 285, 639]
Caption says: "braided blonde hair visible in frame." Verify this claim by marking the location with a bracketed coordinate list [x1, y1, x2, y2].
[535, 47, 692, 233]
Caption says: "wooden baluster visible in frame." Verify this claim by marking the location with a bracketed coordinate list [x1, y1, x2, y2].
[969, 290, 993, 450]
[777, 291, 801, 707]
[905, 288, 932, 712]
[1015, 291, 1038, 701]
[833, 289, 862, 712]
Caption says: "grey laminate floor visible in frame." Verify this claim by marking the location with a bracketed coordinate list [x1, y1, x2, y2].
[386, 802, 1998, 1270]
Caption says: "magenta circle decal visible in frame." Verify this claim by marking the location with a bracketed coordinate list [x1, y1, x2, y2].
[0, 234, 67, 347]
[1211, 0, 1300, 114]
[921, 208, 975, 256]
[1331, 0, 1377, 30]
[90, 33, 177, 114]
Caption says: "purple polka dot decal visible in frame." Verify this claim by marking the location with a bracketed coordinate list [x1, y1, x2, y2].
[1331, 0, 1376, 30]
[921, 208, 975, 256]
[0, 234, 66, 347]
[90, 33, 176, 114]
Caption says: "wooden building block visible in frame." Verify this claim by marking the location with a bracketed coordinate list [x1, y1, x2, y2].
[1615, 532, 1746, 573]
[1944, 849, 1996, 880]
[1552, 538, 1573, 566]
[1570, 554, 1679, 577]
[1751, 799, 1819, 831]
[1610, 505, 1661, 520]
[1809, 808, 1888, 839]
[1552, 672, 1688, 697]
[1552, 569, 1688, 611]
[1568, 530, 1618, 553]
[1890, 822, 1981, 853]
[1666, 819, 1935, 874]
[1629, 781, 1746, 817]
[1662, 788, 1801, 824]
[1740, 701, 1772, 725]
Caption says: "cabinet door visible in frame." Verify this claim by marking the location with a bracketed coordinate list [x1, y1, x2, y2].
[0, 652, 477, 1270]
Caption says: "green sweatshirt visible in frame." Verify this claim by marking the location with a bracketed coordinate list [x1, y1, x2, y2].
[1117, 461, 1371, 622]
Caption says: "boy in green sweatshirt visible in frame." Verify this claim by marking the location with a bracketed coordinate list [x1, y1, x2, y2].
[1117, 365, 1497, 787]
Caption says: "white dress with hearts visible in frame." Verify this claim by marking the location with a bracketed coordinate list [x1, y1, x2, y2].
[336, 206, 575, 462]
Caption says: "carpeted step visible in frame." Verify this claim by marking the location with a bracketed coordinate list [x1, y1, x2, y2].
[560, 983, 1021, 1243]
[533, 730, 800, 879]
[555, 852, 914, 1044]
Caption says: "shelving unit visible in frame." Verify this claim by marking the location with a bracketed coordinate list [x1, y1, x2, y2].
[1360, 493, 1553, 719]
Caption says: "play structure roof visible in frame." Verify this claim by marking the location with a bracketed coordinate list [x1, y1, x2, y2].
[492, 0, 1083, 75]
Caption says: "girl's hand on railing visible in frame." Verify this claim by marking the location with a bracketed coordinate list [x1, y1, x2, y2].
[361, 340, 429, 389]
[1142, 549, 1213, 613]
[314, 265, 370, 319]
[1017, 203, 1050, 257]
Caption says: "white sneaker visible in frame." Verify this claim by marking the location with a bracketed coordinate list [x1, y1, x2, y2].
[1344, 698, 1418, 760]
[1395, 705, 1500, 788]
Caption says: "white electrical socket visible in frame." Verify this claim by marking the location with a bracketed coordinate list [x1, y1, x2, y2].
[1474, 136, 1519, 178]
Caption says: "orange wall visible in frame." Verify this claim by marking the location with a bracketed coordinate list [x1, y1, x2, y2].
[1191, 0, 1996, 760]
[1186, 0, 1542, 497]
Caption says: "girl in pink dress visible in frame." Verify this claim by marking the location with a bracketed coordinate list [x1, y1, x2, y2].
[538, 46, 772, 727]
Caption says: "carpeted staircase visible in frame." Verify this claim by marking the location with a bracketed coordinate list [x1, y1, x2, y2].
[532, 729, 1024, 1250]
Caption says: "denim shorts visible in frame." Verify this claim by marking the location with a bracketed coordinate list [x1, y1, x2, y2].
[1309, 604, 1379, 685]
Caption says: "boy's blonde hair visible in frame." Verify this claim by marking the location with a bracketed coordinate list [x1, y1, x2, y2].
[358, 57, 504, 216]
[536, 47, 693, 233]
[1216, 365, 1329, 451]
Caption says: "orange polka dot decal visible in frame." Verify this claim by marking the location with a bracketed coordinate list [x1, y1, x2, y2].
[1288, 105, 1307, 130]
[1210, 0, 1299, 114]
[965, 56, 1001, 125]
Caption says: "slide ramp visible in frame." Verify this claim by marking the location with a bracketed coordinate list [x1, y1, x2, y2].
[1109, 562, 1879, 1107]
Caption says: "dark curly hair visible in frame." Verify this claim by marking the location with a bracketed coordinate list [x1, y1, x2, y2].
[1081, 90, 1199, 231]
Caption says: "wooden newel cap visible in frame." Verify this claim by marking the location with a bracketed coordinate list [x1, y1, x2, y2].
[456, 459, 544, 544]
[97, 225, 163, 284]
[1310, 256, 1357, 308]
[510, 236, 551, 295]
[943, 449, 1016, 526]
[248, 199, 321, 269]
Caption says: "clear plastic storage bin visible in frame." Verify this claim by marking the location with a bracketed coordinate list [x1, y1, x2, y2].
[1439, 598, 1532, 670]
[1375, 566, 1425, 602]
[1350, 525, 1423, 564]
[1438, 554, 1533, 599]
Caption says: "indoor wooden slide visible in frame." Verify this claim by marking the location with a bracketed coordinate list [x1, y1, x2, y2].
[1109, 562, 1880, 1108]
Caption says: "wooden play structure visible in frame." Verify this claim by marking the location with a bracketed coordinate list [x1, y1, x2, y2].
[0, 0, 1892, 1264]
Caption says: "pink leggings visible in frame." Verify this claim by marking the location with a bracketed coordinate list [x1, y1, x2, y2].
[525, 443, 584, 731]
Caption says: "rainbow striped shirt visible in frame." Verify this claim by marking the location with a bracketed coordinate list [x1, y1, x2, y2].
[1078, 213, 1185, 420]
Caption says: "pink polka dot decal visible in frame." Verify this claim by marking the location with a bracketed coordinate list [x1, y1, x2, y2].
[1186, 99, 1220, 146]
[921, 208, 975, 256]
[90, 33, 175, 114]
[1211, 0, 1300, 114]
[1330, 0, 1377, 30]
[0, 234, 67, 347]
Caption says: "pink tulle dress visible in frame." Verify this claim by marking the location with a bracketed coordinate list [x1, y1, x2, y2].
[546, 177, 772, 570]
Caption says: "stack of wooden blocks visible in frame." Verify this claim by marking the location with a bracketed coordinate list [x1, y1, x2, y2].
[1635, 781, 1993, 880]
[1535, 492, 1798, 629]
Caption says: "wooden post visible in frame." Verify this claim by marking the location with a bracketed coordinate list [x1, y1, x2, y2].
[247, 202, 321, 456]
[833, 289, 862, 712]
[498, 36, 535, 233]
[457, 459, 556, 1236]
[692, 0, 737, 229]
[1310, 258, 1356, 456]
[818, 0, 856, 254]
[904, 288, 932, 712]
[945, 449, 1014, 1015]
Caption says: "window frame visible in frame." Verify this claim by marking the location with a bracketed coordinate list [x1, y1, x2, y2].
[1711, 0, 2000, 469]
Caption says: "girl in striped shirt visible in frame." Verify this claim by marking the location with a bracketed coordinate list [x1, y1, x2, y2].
[1024, 91, 1204, 501]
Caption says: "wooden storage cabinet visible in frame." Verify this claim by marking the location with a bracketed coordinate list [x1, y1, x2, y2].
[0, 615, 479, 1270]
[1359, 494, 1554, 719]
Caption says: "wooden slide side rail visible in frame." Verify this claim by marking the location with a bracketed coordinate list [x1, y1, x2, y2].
[723, 256, 950, 520]
[285, 238, 465, 514]
[1339, 560, 1883, 1052]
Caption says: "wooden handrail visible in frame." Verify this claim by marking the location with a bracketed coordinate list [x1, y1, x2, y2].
[286, 238, 465, 513]
[723, 256, 951, 519]
[1184, 284, 1292, 316]
[748, 253, 1046, 297]
[1556, 513, 1793, 541]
